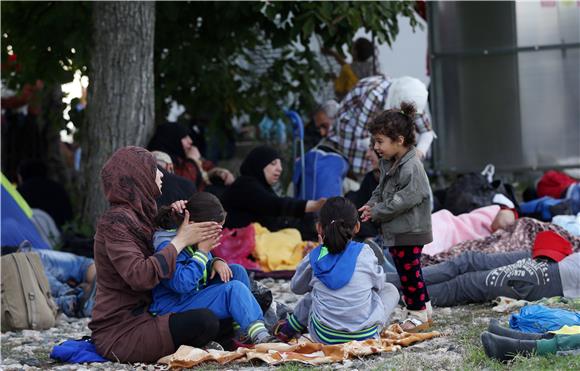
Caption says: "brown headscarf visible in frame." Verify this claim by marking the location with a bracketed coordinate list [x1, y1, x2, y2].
[100, 146, 160, 246]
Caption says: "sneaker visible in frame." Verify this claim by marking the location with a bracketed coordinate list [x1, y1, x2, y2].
[273, 320, 299, 342]
[231, 336, 254, 349]
[254, 334, 281, 344]
[202, 341, 225, 351]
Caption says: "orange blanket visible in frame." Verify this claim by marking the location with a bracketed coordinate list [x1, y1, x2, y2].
[158, 324, 440, 367]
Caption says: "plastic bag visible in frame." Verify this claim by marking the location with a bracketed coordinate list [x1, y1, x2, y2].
[509, 304, 580, 333]
[212, 225, 261, 270]
[250, 279, 273, 314]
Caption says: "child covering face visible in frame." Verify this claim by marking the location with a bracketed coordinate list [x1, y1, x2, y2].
[149, 192, 276, 345]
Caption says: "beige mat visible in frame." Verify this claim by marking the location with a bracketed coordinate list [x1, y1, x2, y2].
[158, 324, 441, 367]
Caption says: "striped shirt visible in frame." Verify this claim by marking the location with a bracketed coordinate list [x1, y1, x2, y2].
[328, 76, 432, 176]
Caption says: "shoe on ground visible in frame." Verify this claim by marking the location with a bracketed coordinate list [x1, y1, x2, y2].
[480, 331, 536, 362]
[400, 308, 432, 333]
[487, 319, 548, 340]
[202, 341, 225, 351]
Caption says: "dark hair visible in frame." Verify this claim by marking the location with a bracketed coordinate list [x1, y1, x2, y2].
[319, 197, 359, 254]
[353, 38, 374, 62]
[368, 101, 417, 147]
[155, 192, 225, 230]
[18, 159, 47, 181]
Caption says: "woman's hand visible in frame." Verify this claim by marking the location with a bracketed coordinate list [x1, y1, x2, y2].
[210, 260, 232, 282]
[170, 200, 188, 214]
[358, 204, 372, 222]
[171, 210, 222, 252]
[220, 169, 235, 185]
[305, 198, 326, 213]
[185, 145, 202, 162]
[197, 233, 222, 254]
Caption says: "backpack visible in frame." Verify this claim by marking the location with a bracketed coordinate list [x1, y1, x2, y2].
[293, 145, 349, 200]
[1, 252, 58, 331]
[443, 173, 496, 215]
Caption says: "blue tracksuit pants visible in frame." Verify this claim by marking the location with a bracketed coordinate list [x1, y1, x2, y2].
[182, 264, 263, 332]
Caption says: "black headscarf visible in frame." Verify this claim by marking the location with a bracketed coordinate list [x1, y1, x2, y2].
[239, 146, 281, 189]
[147, 122, 189, 162]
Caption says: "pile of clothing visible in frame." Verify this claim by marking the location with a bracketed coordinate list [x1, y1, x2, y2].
[213, 223, 315, 272]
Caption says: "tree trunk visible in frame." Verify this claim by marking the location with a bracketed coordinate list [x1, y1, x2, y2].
[80, 2, 155, 229]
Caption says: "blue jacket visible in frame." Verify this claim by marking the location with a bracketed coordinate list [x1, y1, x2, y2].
[149, 229, 222, 315]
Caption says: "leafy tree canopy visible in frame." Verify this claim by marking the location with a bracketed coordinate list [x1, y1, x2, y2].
[2, 1, 418, 130]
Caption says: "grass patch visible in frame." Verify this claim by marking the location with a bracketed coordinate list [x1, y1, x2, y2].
[276, 363, 317, 371]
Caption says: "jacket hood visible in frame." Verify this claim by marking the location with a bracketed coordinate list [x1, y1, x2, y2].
[309, 240, 365, 290]
[153, 229, 177, 251]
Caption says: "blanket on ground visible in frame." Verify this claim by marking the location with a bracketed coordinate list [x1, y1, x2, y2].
[158, 324, 440, 367]
[422, 217, 580, 266]
[213, 223, 316, 272]
[423, 205, 499, 257]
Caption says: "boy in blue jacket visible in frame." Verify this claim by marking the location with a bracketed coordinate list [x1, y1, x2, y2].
[149, 192, 275, 344]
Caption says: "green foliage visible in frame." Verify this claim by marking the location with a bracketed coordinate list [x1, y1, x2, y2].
[1, 1, 91, 90]
[2, 1, 418, 132]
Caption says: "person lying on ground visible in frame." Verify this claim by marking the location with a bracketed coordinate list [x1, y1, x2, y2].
[222, 145, 325, 238]
[1, 242, 96, 318]
[423, 217, 580, 266]
[481, 319, 580, 362]
[89, 146, 223, 363]
[274, 197, 399, 343]
[387, 231, 579, 307]
[150, 192, 278, 345]
[423, 205, 517, 257]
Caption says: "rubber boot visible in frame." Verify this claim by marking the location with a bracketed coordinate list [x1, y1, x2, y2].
[481, 331, 536, 362]
[488, 319, 549, 340]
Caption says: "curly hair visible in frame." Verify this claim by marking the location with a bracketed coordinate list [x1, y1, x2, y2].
[368, 101, 417, 147]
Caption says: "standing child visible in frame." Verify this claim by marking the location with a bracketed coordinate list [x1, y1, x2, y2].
[274, 197, 399, 344]
[148, 192, 276, 344]
[359, 102, 433, 332]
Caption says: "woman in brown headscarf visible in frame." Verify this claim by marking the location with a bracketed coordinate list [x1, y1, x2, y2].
[89, 146, 222, 363]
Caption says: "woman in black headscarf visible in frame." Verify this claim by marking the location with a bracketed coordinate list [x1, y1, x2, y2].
[148, 123, 234, 192]
[222, 146, 325, 234]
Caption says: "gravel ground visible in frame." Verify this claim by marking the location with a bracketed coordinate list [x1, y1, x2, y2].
[0, 279, 520, 370]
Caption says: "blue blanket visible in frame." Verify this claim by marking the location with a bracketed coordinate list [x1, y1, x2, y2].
[50, 339, 107, 363]
[510, 305, 580, 333]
